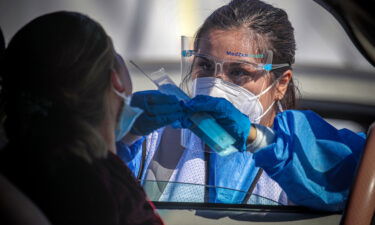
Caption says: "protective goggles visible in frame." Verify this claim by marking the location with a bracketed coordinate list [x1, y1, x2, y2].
[181, 36, 290, 89]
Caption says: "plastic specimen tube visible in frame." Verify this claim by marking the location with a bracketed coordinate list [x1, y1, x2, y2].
[129, 61, 238, 156]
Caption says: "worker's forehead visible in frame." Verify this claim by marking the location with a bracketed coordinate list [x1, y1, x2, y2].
[197, 29, 266, 63]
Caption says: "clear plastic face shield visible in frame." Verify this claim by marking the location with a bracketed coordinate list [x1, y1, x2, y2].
[180, 34, 289, 153]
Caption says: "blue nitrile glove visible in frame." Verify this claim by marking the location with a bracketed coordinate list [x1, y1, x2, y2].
[130, 90, 186, 136]
[184, 95, 251, 152]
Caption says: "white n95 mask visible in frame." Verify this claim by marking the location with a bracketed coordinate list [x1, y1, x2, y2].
[113, 89, 143, 142]
[192, 77, 276, 123]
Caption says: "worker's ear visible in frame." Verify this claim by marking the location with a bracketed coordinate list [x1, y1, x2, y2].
[275, 70, 292, 100]
[111, 70, 125, 93]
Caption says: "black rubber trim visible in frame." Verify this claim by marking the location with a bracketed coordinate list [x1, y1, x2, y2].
[153, 201, 341, 214]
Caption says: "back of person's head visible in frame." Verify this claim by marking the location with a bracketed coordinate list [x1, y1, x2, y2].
[1, 11, 116, 161]
[195, 0, 298, 109]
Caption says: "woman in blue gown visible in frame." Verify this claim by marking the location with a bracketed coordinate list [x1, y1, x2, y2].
[118, 0, 367, 211]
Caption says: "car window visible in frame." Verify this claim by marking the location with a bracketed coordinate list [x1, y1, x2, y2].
[127, 0, 375, 209]
[1, 0, 374, 212]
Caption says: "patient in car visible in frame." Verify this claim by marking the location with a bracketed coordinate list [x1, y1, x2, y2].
[0, 11, 163, 225]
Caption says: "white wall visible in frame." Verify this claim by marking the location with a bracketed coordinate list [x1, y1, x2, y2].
[1, 0, 373, 69]
[1, 0, 374, 104]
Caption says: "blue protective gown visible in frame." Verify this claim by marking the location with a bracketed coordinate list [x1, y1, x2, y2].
[207, 151, 260, 204]
[118, 110, 366, 211]
[252, 110, 365, 211]
[116, 137, 145, 177]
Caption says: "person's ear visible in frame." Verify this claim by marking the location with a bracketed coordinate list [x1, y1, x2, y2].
[275, 69, 292, 100]
[122, 65, 133, 96]
[111, 70, 125, 93]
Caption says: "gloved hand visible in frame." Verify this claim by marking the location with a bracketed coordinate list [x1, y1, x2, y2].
[130, 90, 186, 136]
[184, 95, 251, 152]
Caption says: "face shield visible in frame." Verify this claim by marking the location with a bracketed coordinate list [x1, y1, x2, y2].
[180, 35, 289, 153]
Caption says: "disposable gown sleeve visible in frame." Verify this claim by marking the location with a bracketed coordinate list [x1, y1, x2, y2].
[116, 137, 145, 177]
[253, 110, 366, 211]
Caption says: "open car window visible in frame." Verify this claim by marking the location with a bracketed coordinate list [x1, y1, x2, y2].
[126, 0, 375, 211]
[1, 0, 374, 220]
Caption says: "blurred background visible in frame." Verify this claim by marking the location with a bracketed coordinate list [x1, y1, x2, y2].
[1, 0, 374, 132]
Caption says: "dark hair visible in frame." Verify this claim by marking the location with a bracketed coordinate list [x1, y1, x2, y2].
[1, 11, 116, 161]
[194, 0, 298, 109]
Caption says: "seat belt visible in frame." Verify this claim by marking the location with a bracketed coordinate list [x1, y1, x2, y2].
[137, 140, 147, 180]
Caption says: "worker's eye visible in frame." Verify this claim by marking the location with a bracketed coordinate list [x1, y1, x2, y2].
[198, 61, 214, 71]
[227, 63, 258, 78]
[228, 68, 251, 77]
[193, 56, 215, 76]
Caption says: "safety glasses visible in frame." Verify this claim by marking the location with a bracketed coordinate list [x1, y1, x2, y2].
[191, 51, 290, 80]
[183, 50, 289, 73]
[181, 36, 290, 86]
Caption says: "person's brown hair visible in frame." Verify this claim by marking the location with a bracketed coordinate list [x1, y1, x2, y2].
[191, 0, 298, 110]
[1, 11, 116, 161]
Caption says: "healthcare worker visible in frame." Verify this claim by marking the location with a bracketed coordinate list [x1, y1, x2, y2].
[118, 0, 366, 211]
